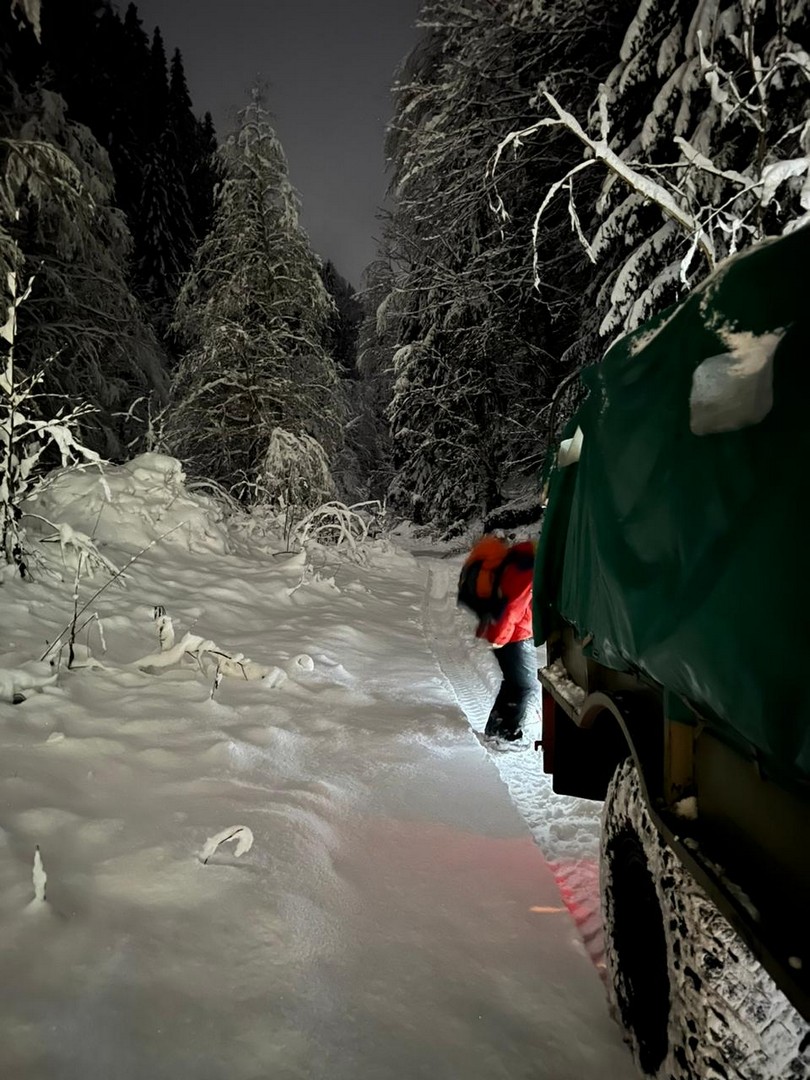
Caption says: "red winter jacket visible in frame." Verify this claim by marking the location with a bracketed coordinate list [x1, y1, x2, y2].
[470, 538, 536, 647]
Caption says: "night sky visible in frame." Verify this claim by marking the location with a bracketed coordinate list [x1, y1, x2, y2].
[128, 0, 423, 288]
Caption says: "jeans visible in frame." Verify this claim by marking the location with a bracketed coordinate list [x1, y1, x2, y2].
[486, 638, 540, 736]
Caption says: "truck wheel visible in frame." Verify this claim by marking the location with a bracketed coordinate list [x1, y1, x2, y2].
[601, 758, 810, 1080]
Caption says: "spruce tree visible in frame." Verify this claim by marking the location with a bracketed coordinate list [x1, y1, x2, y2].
[532, 0, 810, 338]
[145, 26, 168, 138]
[380, 0, 630, 530]
[111, 1, 152, 223]
[166, 52, 219, 254]
[135, 132, 195, 313]
[132, 35, 199, 336]
[189, 111, 220, 243]
[321, 261, 362, 377]
[1, 85, 167, 457]
[168, 47, 201, 222]
[167, 90, 342, 499]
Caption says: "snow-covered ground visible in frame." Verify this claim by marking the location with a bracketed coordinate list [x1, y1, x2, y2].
[0, 456, 636, 1079]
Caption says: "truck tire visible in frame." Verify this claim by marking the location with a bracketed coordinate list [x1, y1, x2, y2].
[601, 758, 810, 1080]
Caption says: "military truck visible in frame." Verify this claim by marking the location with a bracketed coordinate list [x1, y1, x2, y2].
[533, 226, 810, 1080]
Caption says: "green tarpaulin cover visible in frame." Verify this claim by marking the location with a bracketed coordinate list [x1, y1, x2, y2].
[534, 225, 810, 784]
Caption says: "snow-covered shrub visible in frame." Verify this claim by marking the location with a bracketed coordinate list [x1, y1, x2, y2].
[260, 427, 335, 549]
[294, 500, 382, 557]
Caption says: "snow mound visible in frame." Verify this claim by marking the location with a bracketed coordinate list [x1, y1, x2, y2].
[0, 660, 58, 703]
[288, 653, 315, 674]
[24, 453, 230, 554]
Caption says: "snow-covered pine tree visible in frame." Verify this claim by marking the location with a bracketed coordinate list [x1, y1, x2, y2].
[168, 47, 210, 249]
[133, 29, 196, 327]
[320, 261, 362, 378]
[135, 127, 195, 321]
[35, 0, 113, 138]
[382, 1, 531, 529]
[527, 0, 810, 339]
[1, 84, 167, 457]
[166, 90, 342, 500]
[380, 0, 631, 531]
[188, 111, 220, 244]
[330, 260, 395, 504]
[110, 2, 153, 226]
[18, 4, 212, 337]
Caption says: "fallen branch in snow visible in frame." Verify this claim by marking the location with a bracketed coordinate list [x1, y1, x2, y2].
[199, 825, 254, 864]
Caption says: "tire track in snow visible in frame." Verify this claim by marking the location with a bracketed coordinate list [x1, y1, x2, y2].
[421, 558, 606, 973]
[421, 562, 494, 726]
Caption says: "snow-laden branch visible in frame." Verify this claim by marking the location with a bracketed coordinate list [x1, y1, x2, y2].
[542, 90, 716, 267]
[131, 630, 281, 682]
[489, 88, 716, 290]
[673, 137, 751, 187]
[131, 608, 287, 698]
[9, 0, 41, 40]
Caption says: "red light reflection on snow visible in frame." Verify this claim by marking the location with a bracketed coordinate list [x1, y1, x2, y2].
[335, 818, 606, 977]
[546, 857, 606, 977]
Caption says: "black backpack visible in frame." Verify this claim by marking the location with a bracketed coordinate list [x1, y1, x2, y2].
[457, 545, 535, 625]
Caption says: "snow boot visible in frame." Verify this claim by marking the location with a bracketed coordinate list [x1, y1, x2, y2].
[484, 710, 523, 742]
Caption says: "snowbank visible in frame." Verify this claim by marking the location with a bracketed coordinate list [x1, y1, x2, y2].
[23, 453, 230, 555]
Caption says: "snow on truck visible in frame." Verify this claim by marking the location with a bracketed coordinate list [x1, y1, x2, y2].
[532, 225, 810, 1080]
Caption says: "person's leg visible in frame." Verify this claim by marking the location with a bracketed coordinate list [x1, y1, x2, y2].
[484, 639, 540, 739]
[508, 638, 541, 722]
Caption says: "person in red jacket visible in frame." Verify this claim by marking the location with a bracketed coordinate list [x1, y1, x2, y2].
[460, 535, 540, 743]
